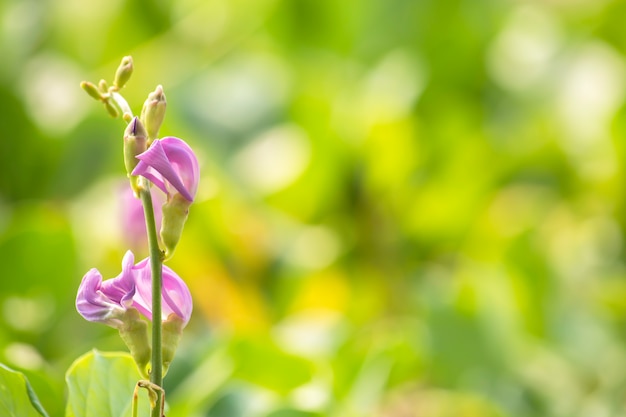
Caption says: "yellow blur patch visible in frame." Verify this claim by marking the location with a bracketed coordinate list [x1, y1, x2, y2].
[170, 245, 269, 331]
[289, 269, 349, 313]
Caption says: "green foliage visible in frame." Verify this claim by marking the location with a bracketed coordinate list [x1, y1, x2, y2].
[65, 350, 148, 417]
[0, 364, 48, 417]
[229, 337, 314, 394]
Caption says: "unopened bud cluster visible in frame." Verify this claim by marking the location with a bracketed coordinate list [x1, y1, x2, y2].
[80, 56, 134, 118]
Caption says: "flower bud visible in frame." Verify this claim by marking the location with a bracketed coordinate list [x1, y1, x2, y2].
[118, 308, 151, 379]
[80, 81, 103, 101]
[124, 117, 148, 194]
[162, 313, 184, 376]
[160, 194, 192, 260]
[114, 56, 133, 90]
[141, 85, 167, 141]
[104, 99, 119, 118]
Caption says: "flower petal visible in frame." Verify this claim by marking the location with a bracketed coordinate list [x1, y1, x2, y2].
[100, 250, 137, 307]
[129, 257, 193, 326]
[162, 264, 193, 326]
[159, 137, 200, 199]
[132, 138, 198, 202]
[128, 257, 153, 321]
[132, 140, 171, 196]
[76, 268, 126, 327]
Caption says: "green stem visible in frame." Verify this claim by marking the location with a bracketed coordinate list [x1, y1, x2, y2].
[110, 91, 133, 119]
[139, 183, 164, 417]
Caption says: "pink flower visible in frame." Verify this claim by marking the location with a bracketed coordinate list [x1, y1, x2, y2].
[119, 184, 164, 251]
[76, 251, 192, 328]
[132, 137, 199, 202]
[130, 257, 193, 325]
[131, 137, 200, 259]
[75, 264, 135, 328]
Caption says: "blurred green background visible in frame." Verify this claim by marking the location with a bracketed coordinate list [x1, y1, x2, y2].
[2, 0, 626, 415]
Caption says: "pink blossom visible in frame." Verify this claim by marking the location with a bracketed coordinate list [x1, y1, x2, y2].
[129, 257, 193, 326]
[76, 251, 192, 327]
[132, 137, 199, 202]
[119, 184, 164, 250]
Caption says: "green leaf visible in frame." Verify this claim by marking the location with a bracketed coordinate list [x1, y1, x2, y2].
[65, 350, 149, 417]
[0, 363, 49, 417]
[230, 337, 313, 394]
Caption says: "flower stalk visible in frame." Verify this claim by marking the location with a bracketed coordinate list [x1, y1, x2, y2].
[138, 182, 164, 416]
